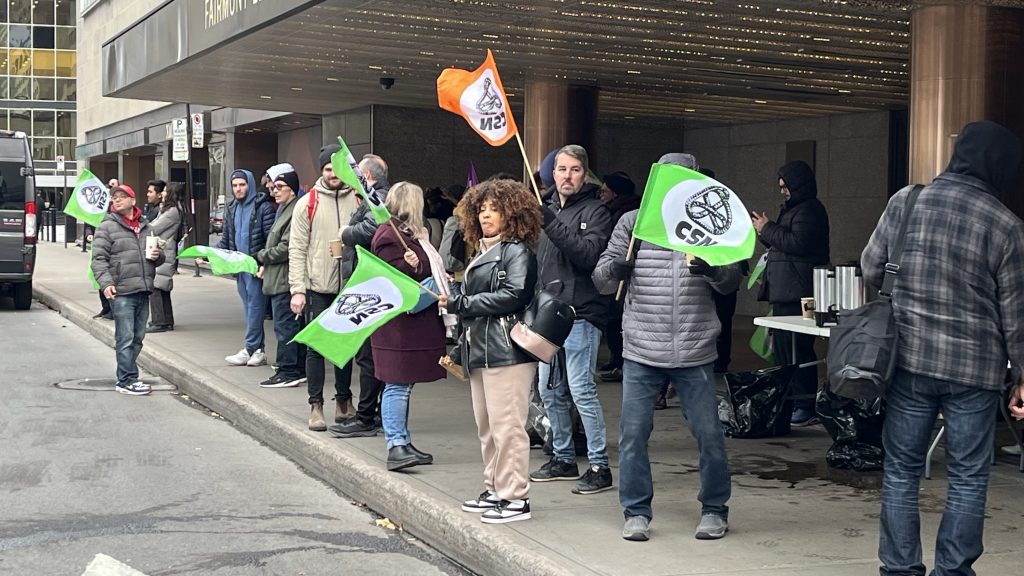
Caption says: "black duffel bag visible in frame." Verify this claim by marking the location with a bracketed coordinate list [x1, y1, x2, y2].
[827, 185, 922, 400]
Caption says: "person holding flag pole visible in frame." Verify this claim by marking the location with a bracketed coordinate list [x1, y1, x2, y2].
[594, 152, 746, 542]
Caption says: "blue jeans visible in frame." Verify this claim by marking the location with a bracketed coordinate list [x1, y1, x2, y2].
[236, 273, 266, 353]
[270, 293, 305, 378]
[879, 369, 1000, 576]
[619, 360, 731, 521]
[111, 292, 150, 386]
[381, 383, 414, 450]
[538, 320, 608, 468]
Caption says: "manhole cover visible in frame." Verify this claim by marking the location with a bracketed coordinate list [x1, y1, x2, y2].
[53, 377, 176, 392]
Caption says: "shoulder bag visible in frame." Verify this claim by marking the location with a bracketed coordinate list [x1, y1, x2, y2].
[826, 184, 923, 400]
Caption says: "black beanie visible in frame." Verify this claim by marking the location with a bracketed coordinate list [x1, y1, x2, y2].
[319, 144, 341, 170]
[275, 170, 300, 193]
[602, 171, 635, 196]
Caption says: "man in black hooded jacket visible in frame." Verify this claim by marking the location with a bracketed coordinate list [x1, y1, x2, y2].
[751, 160, 830, 425]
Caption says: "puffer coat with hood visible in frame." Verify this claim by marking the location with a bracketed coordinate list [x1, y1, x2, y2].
[216, 169, 276, 258]
[757, 160, 830, 304]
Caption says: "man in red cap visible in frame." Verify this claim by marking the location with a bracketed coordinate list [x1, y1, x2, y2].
[91, 184, 165, 395]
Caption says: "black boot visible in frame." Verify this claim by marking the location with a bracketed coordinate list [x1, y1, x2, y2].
[387, 445, 420, 472]
[407, 444, 433, 465]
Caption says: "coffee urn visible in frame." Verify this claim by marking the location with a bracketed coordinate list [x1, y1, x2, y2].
[835, 264, 865, 312]
[813, 266, 837, 326]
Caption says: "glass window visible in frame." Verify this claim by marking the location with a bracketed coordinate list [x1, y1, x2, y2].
[33, 137, 56, 161]
[33, 110, 55, 136]
[10, 110, 31, 134]
[0, 160, 28, 209]
[58, 138, 75, 160]
[56, 111, 74, 137]
[56, 78, 75, 101]
[0, 49, 7, 75]
[0, 77, 7, 99]
[33, 49, 54, 76]
[55, 27, 74, 50]
[0, 26, 8, 48]
[34, 1, 55, 25]
[9, 49, 31, 75]
[56, 0, 75, 26]
[33, 27, 55, 49]
[55, 50, 74, 77]
[0, 2, 8, 22]
[10, 76, 30, 100]
[9, 25, 31, 48]
[33, 78, 54, 100]
[10, 0, 32, 24]
[0, 112, 8, 131]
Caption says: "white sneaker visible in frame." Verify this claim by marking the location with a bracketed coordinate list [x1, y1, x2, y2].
[246, 349, 267, 367]
[225, 348, 250, 366]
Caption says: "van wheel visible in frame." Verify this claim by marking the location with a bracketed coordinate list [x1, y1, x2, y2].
[13, 281, 32, 310]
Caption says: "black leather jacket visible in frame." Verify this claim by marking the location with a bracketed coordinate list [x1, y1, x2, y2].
[450, 239, 537, 370]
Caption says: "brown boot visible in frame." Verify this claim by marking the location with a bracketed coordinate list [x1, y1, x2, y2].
[309, 402, 326, 431]
[335, 397, 353, 422]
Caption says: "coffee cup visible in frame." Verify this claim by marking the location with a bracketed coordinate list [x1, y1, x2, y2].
[145, 234, 159, 252]
[800, 297, 815, 319]
[329, 239, 343, 259]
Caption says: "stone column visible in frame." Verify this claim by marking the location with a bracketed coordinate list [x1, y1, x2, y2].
[909, 2, 1024, 213]
[523, 80, 599, 178]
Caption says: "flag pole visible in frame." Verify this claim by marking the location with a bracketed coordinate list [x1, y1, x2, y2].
[514, 132, 543, 205]
[615, 235, 637, 301]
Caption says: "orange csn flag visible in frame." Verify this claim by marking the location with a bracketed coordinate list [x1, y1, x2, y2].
[437, 49, 518, 146]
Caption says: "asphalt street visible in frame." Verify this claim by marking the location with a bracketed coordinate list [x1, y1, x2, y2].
[0, 301, 470, 576]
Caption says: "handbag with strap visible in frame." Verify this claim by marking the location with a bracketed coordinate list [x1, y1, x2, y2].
[510, 280, 576, 364]
[826, 184, 924, 400]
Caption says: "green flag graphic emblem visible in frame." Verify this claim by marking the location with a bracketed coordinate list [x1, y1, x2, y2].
[293, 246, 425, 368]
[330, 136, 391, 225]
[177, 245, 258, 275]
[63, 168, 110, 227]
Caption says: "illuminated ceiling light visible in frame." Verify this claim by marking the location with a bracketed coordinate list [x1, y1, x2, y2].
[326, 77, 339, 82]
[481, 33, 499, 39]
[624, 116, 635, 119]
[419, 51, 434, 56]
[291, 87, 303, 91]
[260, 95, 272, 99]
[754, 99, 768, 104]
[813, 37, 831, 42]
[838, 89, 852, 93]
[626, 70, 641, 75]
[684, 108, 696, 112]
[368, 65, 382, 70]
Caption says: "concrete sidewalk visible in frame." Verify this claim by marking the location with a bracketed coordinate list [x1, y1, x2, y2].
[30, 242, 1024, 575]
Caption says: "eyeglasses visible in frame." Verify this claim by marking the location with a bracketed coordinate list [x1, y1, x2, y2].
[272, 183, 291, 191]
[111, 194, 132, 201]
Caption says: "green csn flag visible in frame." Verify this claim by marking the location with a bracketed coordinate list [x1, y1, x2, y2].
[747, 251, 768, 290]
[330, 135, 391, 225]
[177, 245, 258, 275]
[633, 163, 756, 266]
[293, 245, 424, 368]
[63, 168, 110, 228]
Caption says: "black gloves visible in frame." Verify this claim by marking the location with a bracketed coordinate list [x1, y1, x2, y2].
[610, 256, 635, 281]
[540, 205, 558, 228]
[687, 257, 714, 277]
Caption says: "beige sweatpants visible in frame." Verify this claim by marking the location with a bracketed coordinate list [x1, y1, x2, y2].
[469, 361, 537, 501]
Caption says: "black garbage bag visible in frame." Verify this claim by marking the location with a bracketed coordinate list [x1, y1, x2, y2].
[720, 366, 795, 438]
[526, 397, 549, 447]
[816, 384, 885, 471]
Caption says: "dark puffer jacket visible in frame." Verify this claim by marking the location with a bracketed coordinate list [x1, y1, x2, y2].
[451, 239, 538, 371]
[535, 184, 612, 326]
[217, 172, 276, 257]
[91, 209, 165, 296]
[757, 161, 830, 304]
[341, 181, 390, 282]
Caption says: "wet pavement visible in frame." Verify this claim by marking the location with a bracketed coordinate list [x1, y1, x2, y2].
[26, 242, 1024, 575]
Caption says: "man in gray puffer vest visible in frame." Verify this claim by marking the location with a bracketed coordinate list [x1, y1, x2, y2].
[593, 153, 741, 543]
[91, 184, 165, 396]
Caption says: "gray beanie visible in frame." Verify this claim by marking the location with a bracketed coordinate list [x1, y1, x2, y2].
[658, 153, 699, 170]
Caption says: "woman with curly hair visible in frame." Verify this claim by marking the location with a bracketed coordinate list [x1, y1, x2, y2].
[441, 179, 542, 523]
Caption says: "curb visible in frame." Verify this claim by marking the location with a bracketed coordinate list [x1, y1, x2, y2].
[34, 284, 577, 576]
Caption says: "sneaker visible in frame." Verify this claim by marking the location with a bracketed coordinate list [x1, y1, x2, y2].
[529, 457, 578, 482]
[573, 465, 613, 495]
[480, 499, 531, 524]
[246, 349, 267, 367]
[225, 348, 250, 366]
[622, 516, 650, 541]
[328, 419, 377, 438]
[259, 372, 304, 388]
[654, 394, 668, 410]
[791, 407, 820, 427]
[599, 368, 623, 382]
[462, 490, 500, 512]
[116, 381, 151, 396]
[695, 513, 728, 540]
[1001, 444, 1022, 456]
